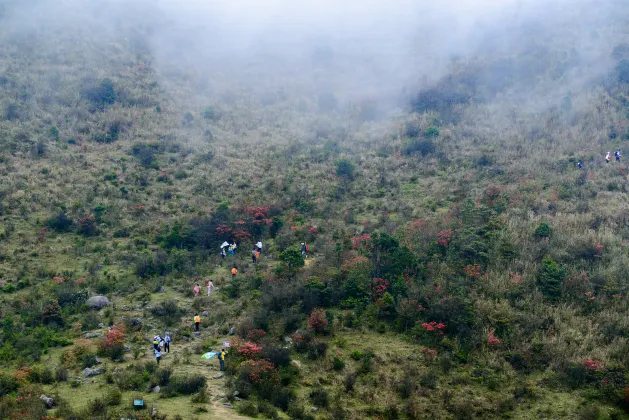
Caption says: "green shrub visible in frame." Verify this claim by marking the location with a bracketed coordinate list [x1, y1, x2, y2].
[335, 159, 355, 179]
[190, 384, 209, 403]
[87, 397, 107, 417]
[419, 370, 438, 389]
[534, 222, 551, 238]
[84, 78, 116, 110]
[238, 400, 259, 417]
[307, 341, 328, 360]
[149, 300, 182, 327]
[258, 400, 279, 419]
[0, 373, 18, 396]
[309, 387, 329, 408]
[201, 106, 218, 120]
[403, 139, 434, 156]
[424, 126, 440, 138]
[163, 374, 206, 396]
[46, 211, 73, 232]
[332, 356, 345, 371]
[105, 388, 122, 406]
[345, 372, 356, 392]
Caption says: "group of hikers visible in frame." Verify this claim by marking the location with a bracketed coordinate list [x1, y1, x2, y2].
[152, 333, 172, 365]
[579, 150, 622, 168]
[151, 239, 310, 370]
[193, 280, 214, 297]
[150, 327, 226, 371]
[605, 150, 622, 164]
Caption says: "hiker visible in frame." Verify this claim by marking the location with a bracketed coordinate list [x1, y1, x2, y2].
[155, 348, 161, 365]
[221, 248, 226, 259]
[194, 313, 201, 332]
[193, 284, 200, 297]
[228, 244, 235, 256]
[606, 152, 611, 163]
[153, 336, 160, 351]
[256, 241, 262, 253]
[252, 248, 257, 264]
[231, 266, 238, 279]
[301, 242, 308, 258]
[616, 150, 622, 162]
[206, 279, 214, 296]
[218, 348, 226, 371]
[164, 333, 171, 353]
[577, 161, 583, 169]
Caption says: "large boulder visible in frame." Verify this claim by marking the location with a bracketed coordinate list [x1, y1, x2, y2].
[83, 367, 104, 377]
[40, 395, 54, 409]
[86, 296, 111, 310]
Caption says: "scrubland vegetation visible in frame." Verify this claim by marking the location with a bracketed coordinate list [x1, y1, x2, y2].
[3, 0, 629, 418]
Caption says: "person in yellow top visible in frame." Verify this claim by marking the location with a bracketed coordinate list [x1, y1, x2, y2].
[218, 348, 226, 371]
[194, 313, 201, 332]
[231, 266, 237, 279]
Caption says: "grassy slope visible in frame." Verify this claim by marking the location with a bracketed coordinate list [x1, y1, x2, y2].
[4, 3, 629, 420]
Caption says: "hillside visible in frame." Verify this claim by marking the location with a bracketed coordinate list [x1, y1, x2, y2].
[4, 0, 629, 419]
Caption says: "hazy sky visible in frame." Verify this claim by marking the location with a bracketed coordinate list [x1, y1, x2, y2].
[1, 0, 625, 114]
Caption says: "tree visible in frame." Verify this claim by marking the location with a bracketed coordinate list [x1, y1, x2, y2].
[335, 159, 355, 180]
[279, 247, 305, 269]
[537, 257, 565, 301]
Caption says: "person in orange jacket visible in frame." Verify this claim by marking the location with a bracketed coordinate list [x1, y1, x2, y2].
[231, 266, 237, 279]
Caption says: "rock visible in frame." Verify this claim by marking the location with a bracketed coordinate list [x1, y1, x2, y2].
[222, 403, 233, 409]
[130, 318, 142, 328]
[214, 373, 224, 379]
[284, 336, 293, 343]
[83, 367, 103, 377]
[234, 397, 241, 401]
[98, 323, 105, 329]
[98, 310, 105, 316]
[311, 407, 318, 413]
[233, 391, 239, 397]
[202, 311, 209, 316]
[228, 327, 235, 336]
[40, 395, 53, 409]
[151, 386, 160, 393]
[124, 346, 131, 353]
[86, 296, 111, 310]
[156, 286, 165, 293]
[84, 332, 103, 339]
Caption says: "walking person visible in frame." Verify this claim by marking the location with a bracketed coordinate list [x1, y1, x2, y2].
[231, 266, 237, 279]
[164, 333, 171, 353]
[256, 241, 262, 253]
[193, 284, 200, 297]
[252, 248, 257, 264]
[221, 248, 226, 259]
[153, 336, 160, 352]
[194, 313, 201, 332]
[606, 152, 611, 164]
[206, 279, 214, 297]
[577, 161, 583, 169]
[155, 348, 161, 365]
[218, 348, 226, 371]
[301, 242, 308, 258]
[616, 150, 622, 162]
